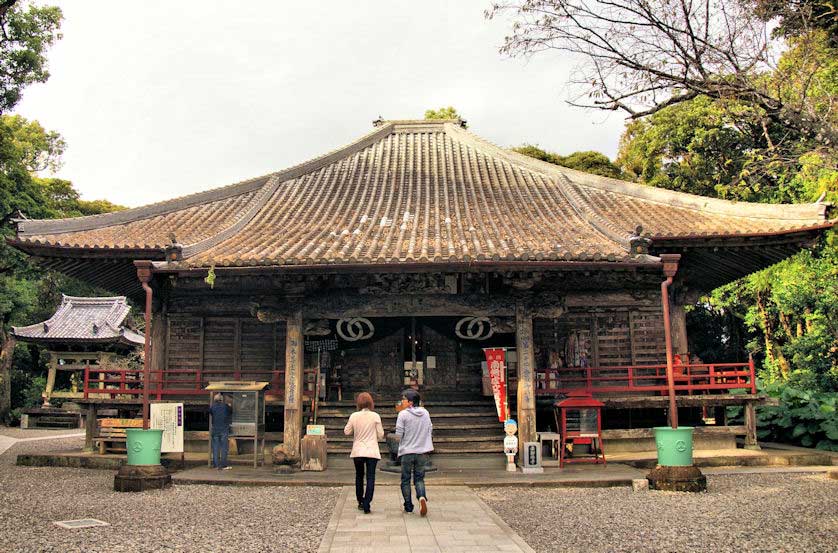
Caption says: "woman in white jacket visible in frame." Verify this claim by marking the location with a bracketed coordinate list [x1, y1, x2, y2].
[344, 392, 384, 513]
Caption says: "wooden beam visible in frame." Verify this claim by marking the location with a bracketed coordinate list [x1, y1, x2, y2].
[744, 402, 760, 450]
[585, 394, 775, 409]
[515, 302, 536, 464]
[602, 425, 748, 439]
[150, 305, 167, 400]
[253, 292, 568, 320]
[83, 405, 97, 453]
[283, 310, 304, 458]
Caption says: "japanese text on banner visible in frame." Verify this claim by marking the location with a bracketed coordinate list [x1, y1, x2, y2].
[483, 348, 507, 422]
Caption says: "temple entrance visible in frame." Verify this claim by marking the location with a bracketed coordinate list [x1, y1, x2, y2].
[304, 316, 516, 401]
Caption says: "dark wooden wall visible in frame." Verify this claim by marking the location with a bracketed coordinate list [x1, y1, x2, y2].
[161, 304, 664, 396]
[533, 306, 666, 367]
[166, 315, 286, 390]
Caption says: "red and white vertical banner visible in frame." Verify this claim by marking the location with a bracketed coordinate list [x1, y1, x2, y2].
[484, 348, 507, 422]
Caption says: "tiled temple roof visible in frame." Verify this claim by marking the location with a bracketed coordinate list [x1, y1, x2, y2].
[11, 119, 833, 270]
[12, 295, 144, 346]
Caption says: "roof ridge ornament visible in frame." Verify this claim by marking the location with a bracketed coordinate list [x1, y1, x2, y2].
[372, 115, 385, 127]
[628, 225, 653, 256]
[164, 233, 183, 262]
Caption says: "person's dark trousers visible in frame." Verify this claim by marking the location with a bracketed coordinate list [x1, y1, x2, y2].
[399, 453, 428, 512]
[353, 457, 378, 512]
[210, 430, 229, 469]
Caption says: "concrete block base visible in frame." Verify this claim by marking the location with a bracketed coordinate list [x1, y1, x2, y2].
[114, 464, 172, 492]
[647, 465, 707, 493]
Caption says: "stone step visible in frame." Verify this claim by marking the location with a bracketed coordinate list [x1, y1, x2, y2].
[321, 421, 501, 431]
[317, 405, 497, 417]
[327, 441, 502, 455]
[319, 399, 495, 408]
[317, 411, 498, 420]
[326, 434, 499, 444]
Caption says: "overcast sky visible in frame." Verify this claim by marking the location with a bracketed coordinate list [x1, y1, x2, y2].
[13, 1, 626, 208]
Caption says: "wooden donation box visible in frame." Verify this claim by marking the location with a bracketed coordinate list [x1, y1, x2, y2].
[206, 381, 268, 468]
[556, 391, 606, 468]
[301, 425, 327, 471]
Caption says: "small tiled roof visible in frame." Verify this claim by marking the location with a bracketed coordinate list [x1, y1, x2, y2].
[11, 119, 833, 269]
[12, 295, 144, 346]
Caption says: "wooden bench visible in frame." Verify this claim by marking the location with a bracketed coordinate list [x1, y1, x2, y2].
[96, 418, 143, 454]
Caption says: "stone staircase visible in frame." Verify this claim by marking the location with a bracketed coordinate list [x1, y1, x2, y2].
[316, 396, 504, 455]
[21, 408, 82, 429]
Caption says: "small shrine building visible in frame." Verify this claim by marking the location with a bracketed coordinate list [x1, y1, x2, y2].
[8, 119, 834, 457]
[11, 295, 143, 426]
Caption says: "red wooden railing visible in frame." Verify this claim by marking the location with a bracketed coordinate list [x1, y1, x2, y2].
[535, 358, 756, 396]
[82, 359, 757, 400]
[82, 366, 318, 400]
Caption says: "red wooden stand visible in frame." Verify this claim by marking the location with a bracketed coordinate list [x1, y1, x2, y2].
[556, 392, 606, 468]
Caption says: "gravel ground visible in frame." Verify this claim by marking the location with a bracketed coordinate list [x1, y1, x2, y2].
[0, 442, 340, 553]
[0, 466, 338, 553]
[477, 473, 838, 553]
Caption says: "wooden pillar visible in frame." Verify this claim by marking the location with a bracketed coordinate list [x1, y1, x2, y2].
[515, 303, 536, 464]
[150, 306, 168, 400]
[744, 401, 760, 450]
[283, 309, 304, 458]
[83, 405, 97, 453]
[669, 300, 689, 358]
[42, 352, 58, 407]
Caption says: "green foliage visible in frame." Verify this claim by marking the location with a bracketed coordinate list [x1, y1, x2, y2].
[513, 144, 622, 179]
[424, 106, 467, 127]
[756, 382, 838, 450]
[707, 231, 838, 392]
[754, 0, 838, 46]
[38, 178, 126, 218]
[424, 106, 461, 120]
[0, 112, 122, 417]
[616, 30, 838, 203]
[0, 1, 63, 113]
[617, 97, 763, 199]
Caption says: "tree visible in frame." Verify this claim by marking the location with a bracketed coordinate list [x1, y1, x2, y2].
[513, 144, 622, 178]
[615, 34, 838, 202]
[616, 97, 767, 199]
[754, 0, 838, 45]
[424, 106, 467, 127]
[39, 178, 125, 217]
[0, 113, 123, 418]
[0, 1, 63, 113]
[486, 1, 837, 149]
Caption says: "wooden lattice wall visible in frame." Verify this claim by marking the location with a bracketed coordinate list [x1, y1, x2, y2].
[533, 307, 666, 368]
[165, 315, 286, 389]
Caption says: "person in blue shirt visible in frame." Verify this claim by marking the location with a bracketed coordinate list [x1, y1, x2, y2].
[209, 393, 233, 470]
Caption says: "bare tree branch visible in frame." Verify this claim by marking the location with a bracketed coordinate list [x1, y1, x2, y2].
[486, 0, 836, 146]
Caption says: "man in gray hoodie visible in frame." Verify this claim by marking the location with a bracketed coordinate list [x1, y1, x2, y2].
[395, 388, 433, 516]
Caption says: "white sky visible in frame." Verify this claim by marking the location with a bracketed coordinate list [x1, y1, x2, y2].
[13, 1, 626, 208]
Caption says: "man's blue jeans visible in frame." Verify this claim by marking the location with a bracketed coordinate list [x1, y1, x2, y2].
[399, 453, 428, 511]
[211, 430, 229, 469]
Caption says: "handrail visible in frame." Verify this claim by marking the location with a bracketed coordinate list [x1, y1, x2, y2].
[536, 360, 756, 396]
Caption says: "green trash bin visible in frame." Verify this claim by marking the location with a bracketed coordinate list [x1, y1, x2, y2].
[654, 427, 694, 466]
[125, 428, 163, 466]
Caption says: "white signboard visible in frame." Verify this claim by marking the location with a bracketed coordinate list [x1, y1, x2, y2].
[150, 403, 184, 453]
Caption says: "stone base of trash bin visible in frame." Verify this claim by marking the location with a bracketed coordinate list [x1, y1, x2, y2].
[114, 464, 172, 492]
[646, 465, 707, 492]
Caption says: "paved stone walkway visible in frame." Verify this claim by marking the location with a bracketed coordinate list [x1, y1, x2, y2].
[0, 431, 84, 456]
[318, 485, 535, 553]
